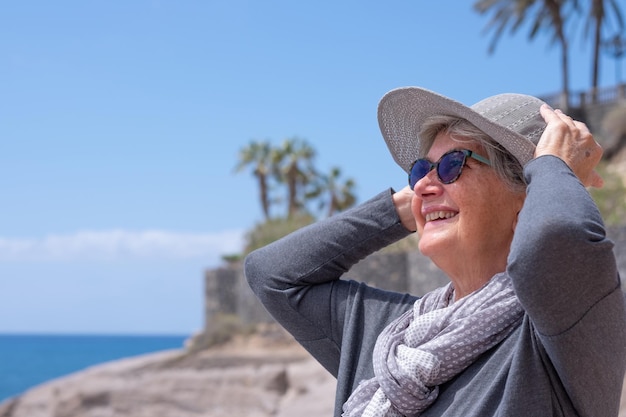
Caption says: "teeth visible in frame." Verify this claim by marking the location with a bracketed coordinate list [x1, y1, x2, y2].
[425, 211, 456, 222]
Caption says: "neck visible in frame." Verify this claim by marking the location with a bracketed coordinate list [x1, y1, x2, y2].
[433, 257, 508, 301]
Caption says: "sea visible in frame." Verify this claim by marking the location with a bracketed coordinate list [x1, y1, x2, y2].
[0, 333, 188, 404]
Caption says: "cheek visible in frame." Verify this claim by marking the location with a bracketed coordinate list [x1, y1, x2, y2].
[411, 195, 426, 234]
[470, 186, 524, 234]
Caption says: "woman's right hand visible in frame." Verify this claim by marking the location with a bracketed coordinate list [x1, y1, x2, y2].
[536, 104, 604, 188]
[392, 185, 417, 232]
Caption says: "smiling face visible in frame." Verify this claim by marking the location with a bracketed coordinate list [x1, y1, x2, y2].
[412, 131, 526, 293]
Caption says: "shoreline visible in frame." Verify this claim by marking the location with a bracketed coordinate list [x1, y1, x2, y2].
[0, 333, 336, 417]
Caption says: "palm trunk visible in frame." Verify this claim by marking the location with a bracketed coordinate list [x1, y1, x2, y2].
[287, 165, 298, 218]
[591, 0, 603, 103]
[259, 174, 270, 220]
[559, 34, 571, 110]
[545, 0, 570, 110]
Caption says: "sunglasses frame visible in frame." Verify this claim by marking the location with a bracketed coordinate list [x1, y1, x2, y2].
[409, 149, 491, 188]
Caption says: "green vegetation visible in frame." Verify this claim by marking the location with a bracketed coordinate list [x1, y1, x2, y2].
[243, 212, 316, 254]
[590, 162, 626, 226]
[233, 137, 357, 257]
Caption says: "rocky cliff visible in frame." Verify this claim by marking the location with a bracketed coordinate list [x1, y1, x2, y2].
[0, 327, 336, 417]
[2, 327, 626, 417]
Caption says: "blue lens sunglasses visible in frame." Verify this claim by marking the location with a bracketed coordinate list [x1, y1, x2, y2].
[409, 149, 491, 188]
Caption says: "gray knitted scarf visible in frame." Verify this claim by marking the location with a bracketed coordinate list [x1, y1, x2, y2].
[342, 272, 523, 417]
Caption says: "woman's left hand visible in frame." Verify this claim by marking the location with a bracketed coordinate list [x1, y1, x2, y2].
[392, 185, 417, 232]
[535, 104, 604, 188]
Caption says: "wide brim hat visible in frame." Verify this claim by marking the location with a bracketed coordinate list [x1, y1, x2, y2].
[378, 87, 547, 173]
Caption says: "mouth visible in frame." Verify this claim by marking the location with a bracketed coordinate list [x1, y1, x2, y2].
[424, 210, 458, 223]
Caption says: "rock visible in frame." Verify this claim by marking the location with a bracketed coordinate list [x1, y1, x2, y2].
[0, 338, 336, 417]
[2, 333, 625, 416]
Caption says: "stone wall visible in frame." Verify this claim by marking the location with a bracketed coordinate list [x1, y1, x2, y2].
[540, 84, 625, 130]
[202, 225, 626, 337]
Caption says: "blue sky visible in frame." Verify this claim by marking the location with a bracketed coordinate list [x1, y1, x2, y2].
[0, 1, 622, 335]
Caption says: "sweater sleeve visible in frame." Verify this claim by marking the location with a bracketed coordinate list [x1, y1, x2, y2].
[507, 155, 626, 416]
[244, 189, 416, 375]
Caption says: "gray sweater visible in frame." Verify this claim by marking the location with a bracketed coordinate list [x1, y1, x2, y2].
[245, 156, 626, 417]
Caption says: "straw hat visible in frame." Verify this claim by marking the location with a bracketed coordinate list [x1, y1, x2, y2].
[378, 87, 547, 172]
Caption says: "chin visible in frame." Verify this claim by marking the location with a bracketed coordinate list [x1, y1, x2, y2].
[417, 238, 439, 258]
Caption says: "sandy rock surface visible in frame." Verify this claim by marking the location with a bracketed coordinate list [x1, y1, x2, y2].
[0, 335, 336, 417]
[2, 331, 626, 417]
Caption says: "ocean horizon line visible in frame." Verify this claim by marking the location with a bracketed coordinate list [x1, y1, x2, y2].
[0, 332, 192, 403]
[0, 331, 192, 337]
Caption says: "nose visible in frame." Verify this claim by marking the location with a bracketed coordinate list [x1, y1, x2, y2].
[412, 169, 443, 198]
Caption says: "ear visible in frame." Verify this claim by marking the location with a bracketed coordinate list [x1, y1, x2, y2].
[512, 211, 519, 232]
[511, 193, 526, 232]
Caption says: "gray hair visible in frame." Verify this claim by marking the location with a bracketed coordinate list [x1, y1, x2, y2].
[418, 115, 526, 193]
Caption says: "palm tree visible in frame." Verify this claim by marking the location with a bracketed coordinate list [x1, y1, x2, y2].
[602, 33, 626, 84]
[273, 137, 317, 218]
[234, 140, 275, 220]
[309, 166, 357, 217]
[474, 0, 576, 110]
[585, 0, 624, 101]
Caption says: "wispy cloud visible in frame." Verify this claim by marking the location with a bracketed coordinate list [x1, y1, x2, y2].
[0, 229, 245, 262]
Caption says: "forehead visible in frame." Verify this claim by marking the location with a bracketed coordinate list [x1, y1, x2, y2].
[426, 132, 483, 158]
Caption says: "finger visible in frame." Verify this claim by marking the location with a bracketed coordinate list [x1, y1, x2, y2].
[554, 109, 570, 118]
[573, 119, 590, 133]
[587, 170, 604, 189]
[540, 105, 574, 130]
[539, 103, 557, 122]
[554, 109, 579, 129]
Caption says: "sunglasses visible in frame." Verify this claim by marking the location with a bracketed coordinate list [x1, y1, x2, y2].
[409, 149, 491, 188]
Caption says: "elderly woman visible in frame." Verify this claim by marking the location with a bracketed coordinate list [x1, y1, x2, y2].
[244, 87, 626, 417]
